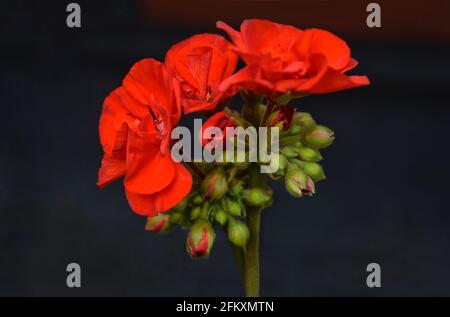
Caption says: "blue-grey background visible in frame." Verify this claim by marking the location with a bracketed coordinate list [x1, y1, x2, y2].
[1, 0, 450, 296]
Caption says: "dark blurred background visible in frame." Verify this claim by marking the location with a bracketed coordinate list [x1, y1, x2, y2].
[1, 0, 450, 296]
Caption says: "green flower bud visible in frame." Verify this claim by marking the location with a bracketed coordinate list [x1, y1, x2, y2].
[294, 112, 316, 132]
[227, 219, 250, 247]
[230, 183, 244, 196]
[302, 162, 326, 181]
[289, 124, 302, 135]
[294, 141, 303, 148]
[200, 201, 210, 219]
[186, 220, 216, 258]
[169, 212, 184, 225]
[281, 146, 299, 159]
[226, 200, 242, 217]
[296, 147, 323, 162]
[304, 125, 334, 149]
[201, 168, 228, 200]
[214, 208, 228, 226]
[243, 188, 271, 206]
[285, 168, 315, 197]
[193, 195, 204, 205]
[272, 154, 288, 177]
[190, 206, 201, 220]
[278, 154, 288, 171]
[145, 213, 172, 233]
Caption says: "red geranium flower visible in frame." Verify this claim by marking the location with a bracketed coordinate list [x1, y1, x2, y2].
[97, 58, 192, 216]
[165, 34, 238, 114]
[217, 19, 370, 97]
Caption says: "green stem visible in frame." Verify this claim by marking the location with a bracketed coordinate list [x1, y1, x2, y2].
[243, 165, 265, 297]
[244, 205, 262, 297]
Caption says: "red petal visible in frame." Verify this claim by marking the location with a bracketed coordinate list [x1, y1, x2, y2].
[303, 65, 370, 94]
[220, 64, 275, 95]
[97, 152, 126, 189]
[122, 58, 179, 126]
[124, 129, 175, 195]
[126, 163, 192, 216]
[99, 87, 133, 154]
[296, 29, 351, 71]
[166, 34, 238, 114]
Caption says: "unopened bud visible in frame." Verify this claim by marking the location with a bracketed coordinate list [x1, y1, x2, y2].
[201, 168, 228, 200]
[281, 146, 299, 159]
[243, 188, 271, 206]
[294, 112, 316, 132]
[302, 162, 326, 181]
[294, 141, 303, 148]
[272, 154, 288, 177]
[289, 124, 302, 135]
[304, 125, 334, 149]
[226, 200, 242, 217]
[193, 195, 204, 205]
[145, 213, 172, 232]
[296, 147, 323, 162]
[186, 220, 216, 258]
[200, 201, 210, 219]
[170, 213, 184, 225]
[190, 206, 201, 220]
[227, 219, 250, 247]
[285, 168, 315, 197]
[214, 208, 228, 226]
[267, 105, 294, 130]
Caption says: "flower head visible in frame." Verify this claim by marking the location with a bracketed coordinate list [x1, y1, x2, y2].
[97, 59, 192, 216]
[166, 34, 238, 114]
[217, 19, 369, 97]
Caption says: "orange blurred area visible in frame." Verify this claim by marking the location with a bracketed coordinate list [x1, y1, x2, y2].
[138, 0, 450, 42]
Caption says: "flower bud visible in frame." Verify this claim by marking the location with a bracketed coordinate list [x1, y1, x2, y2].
[200, 201, 210, 219]
[169, 212, 184, 225]
[186, 220, 216, 258]
[145, 213, 172, 232]
[302, 162, 326, 181]
[281, 146, 299, 159]
[193, 194, 204, 205]
[201, 168, 228, 200]
[296, 147, 323, 162]
[227, 219, 250, 247]
[289, 124, 302, 135]
[226, 200, 242, 217]
[267, 105, 294, 130]
[243, 188, 271, 206]
[294, 112, 316, 132]
[304, 125, 334, 149]
[214, 208, 228, 226]
[285, 168, 315, 197]
[230, 183, 244, 196]
[271, 154, 288, 178]
[190, 206, 201, 220]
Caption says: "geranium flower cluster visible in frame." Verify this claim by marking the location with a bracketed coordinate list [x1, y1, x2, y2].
[97, 19, 368, 263]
